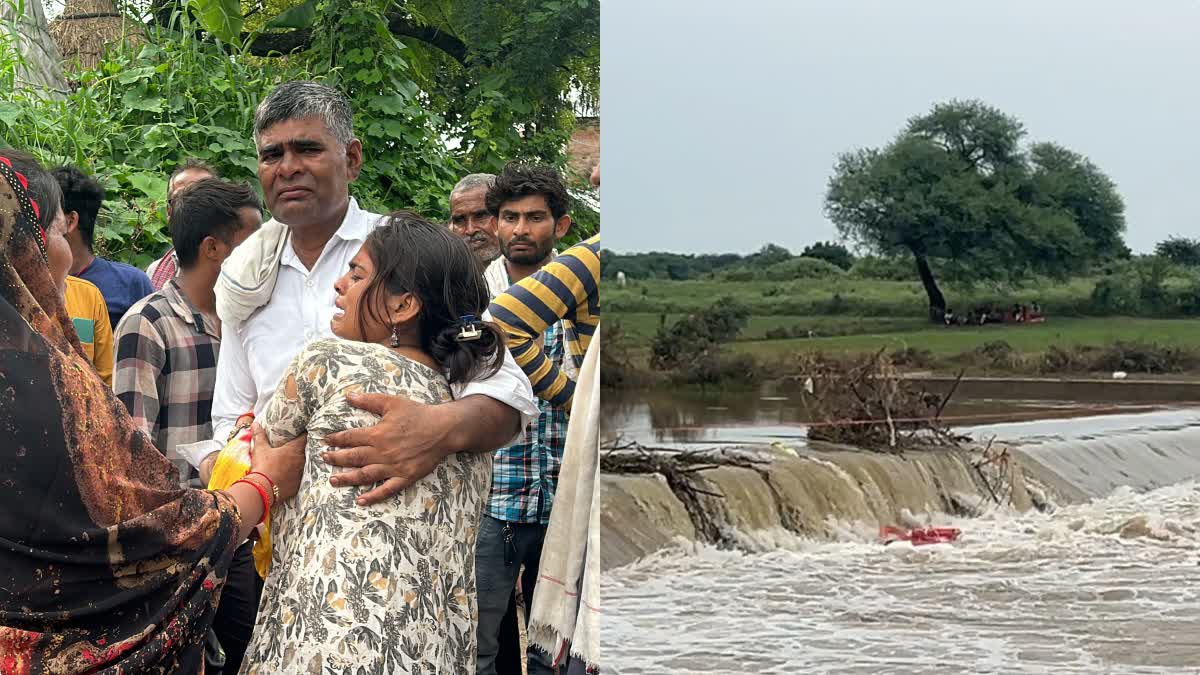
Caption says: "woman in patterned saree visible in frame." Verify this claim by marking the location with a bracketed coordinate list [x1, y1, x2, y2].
[0, 156, 306, 672]
[241, 211, 505, 674]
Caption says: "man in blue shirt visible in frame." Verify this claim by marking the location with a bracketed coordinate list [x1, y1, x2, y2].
[53, 165, 155, 328]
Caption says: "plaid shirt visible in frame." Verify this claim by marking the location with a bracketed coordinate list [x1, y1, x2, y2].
[113, 280, 219, 488]
[486, 321, 570, 524]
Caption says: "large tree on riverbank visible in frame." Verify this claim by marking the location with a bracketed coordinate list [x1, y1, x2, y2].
[825, 100, 1126, 321]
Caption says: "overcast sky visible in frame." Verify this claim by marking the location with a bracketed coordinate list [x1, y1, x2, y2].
[600, 0, 1200, 255]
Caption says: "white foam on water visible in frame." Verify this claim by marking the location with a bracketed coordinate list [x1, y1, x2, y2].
[603, 481, 1200, 674]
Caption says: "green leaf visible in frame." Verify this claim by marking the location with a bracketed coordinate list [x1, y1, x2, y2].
[266, 0, 318, 29]
[127, 172, 169, 199]
[368, 94, 406, 115]
[137, 44, 164, 60]
[188, 0, 244, 44]
[120, 88, 164, 113]
[231, 154, 259, 175]
[380, 119, 408, 138]
[0, 103, 22, 128]
[117, 66, 157, 85]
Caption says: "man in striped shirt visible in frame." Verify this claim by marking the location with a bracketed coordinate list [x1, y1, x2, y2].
[489, 231, 600, 411]
[147, 159, 220, 289]
[476, 164, 575, 675]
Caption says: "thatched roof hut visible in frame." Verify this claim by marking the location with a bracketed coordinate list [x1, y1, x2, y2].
[1, 0, 69, 97]
[49, 0, 144, 71]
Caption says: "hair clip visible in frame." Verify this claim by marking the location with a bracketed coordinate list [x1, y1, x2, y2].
[456, 314, 482, 342]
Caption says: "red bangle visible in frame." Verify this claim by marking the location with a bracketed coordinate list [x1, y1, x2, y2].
[246, 471, 276, 493]
[233, 479, 270, 526]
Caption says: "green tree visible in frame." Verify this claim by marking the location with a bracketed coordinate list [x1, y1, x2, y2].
[825, 99, 1126, 321]
[1028, 142, 1126, 259]
[0, 0, 599, 263]
[1155, 236, 1200, 267]
[744, 243, 791, 268]
[185, 0, 599, 174]
[800, 240, 854, 270]
[649, 298, 749, 371]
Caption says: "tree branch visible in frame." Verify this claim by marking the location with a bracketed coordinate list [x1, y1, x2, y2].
[244, 26, 313, 55]
[235, 13, 468, 63]
[385, 14, 467, 64]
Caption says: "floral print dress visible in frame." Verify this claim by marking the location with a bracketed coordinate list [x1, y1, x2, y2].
[240, 338, 492, 674]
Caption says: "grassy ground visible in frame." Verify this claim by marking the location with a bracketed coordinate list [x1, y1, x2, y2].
[733, 318, 1200, 359]
[615, 312, 928, 342]
[614, 278, 1200, 379]
[609, 275, 1200, 381]
[608, 276, 1108, 318]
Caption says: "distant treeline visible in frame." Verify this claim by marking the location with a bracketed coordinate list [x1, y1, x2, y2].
[603, 236, 1200, 284]
[602, 242, 867, 282]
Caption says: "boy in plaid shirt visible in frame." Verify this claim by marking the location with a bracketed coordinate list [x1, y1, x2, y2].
[112, 178, 262, 674]
[475, 164, 575, 675]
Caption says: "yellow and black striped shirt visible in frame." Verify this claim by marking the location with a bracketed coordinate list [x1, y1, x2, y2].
[489, 234, 600, 411]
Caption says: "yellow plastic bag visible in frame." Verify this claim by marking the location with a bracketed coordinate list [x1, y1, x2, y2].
[206, 414, 272, 578]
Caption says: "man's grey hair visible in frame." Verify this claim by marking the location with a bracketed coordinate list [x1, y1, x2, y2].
[451, 173, 496, 198]
[168, 158, 218, 193]
[253, 81, 356, 146]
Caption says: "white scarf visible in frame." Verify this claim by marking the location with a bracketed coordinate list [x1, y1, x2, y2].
[214, 218, 289, 324]
[527, 326, 600, 670]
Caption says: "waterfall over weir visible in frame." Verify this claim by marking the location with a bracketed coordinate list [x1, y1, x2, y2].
[601, 408, 1200, 570]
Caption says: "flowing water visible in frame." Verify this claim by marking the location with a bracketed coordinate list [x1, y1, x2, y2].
[602, 388, 1170, 447]
[602, 403, 1200, 674]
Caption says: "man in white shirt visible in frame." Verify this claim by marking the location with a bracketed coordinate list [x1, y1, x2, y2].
[172, 81, 535, 669]
[180, 79, 538, 503]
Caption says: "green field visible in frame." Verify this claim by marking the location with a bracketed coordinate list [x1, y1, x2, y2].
[610, 275, 1200, 377]
[614, 313, 1200, 357]
[607, 276, 1109, 318]
[733, 317, 1200, 358]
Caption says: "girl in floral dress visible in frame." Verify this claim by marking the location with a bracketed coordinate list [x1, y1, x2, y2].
[241, 212, 505, 674]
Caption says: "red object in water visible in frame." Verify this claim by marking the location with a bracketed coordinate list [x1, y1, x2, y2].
[879, 526, 961, 546]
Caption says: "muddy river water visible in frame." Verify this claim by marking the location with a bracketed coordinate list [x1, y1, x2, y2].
[603, 397, 1200, 674]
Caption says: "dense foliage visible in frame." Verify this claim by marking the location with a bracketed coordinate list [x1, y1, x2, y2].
[649, 298, 755, 386]
[800, 240, 854, 270]
[1155, 236, 1200, 267]
[0, 0, 599, 265]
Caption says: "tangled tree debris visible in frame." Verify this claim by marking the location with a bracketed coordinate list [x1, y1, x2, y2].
[786, 349, 970, 452]
[601, 440, 770, 546]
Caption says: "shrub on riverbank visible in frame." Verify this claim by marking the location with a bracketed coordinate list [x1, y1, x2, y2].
[601, 320, 647, 389]
[1086, 342, 1200, 375]
[622, 338, 1200, 391]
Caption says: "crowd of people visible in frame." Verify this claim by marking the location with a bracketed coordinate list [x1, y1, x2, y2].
[943, 302, 1045, 327]
[0, 80, 600, 674]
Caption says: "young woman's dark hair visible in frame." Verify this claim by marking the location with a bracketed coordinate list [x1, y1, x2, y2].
[357, 210, 504, 384]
